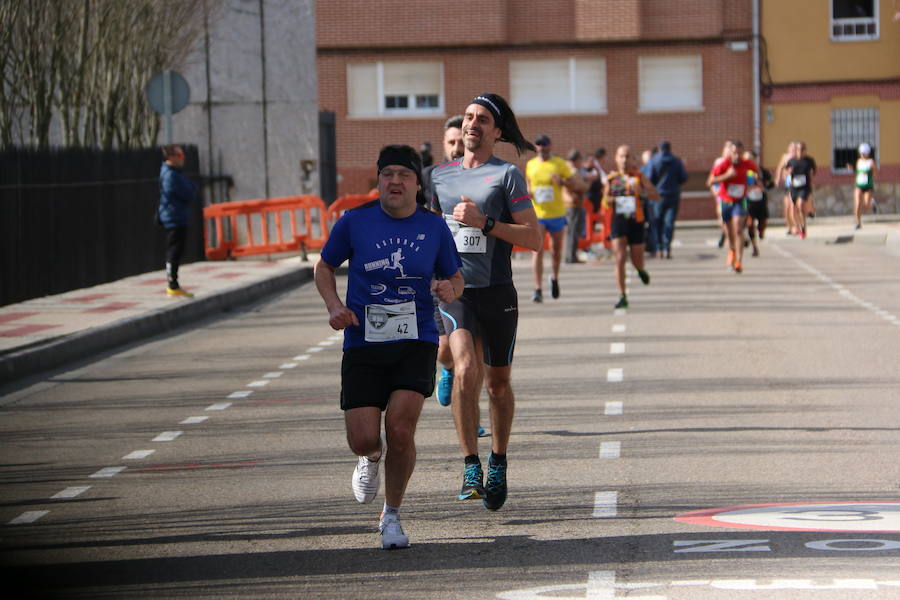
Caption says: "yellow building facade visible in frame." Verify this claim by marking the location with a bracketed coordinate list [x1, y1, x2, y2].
[761, 0, 899, 213]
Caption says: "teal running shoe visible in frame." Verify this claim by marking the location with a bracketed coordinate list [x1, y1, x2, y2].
[483, 455, 507, 511]
[458, 462, 485, 500]
[437, 367, 453, 407]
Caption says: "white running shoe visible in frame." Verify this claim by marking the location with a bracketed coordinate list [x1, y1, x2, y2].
[379, 519, 409, 550]
[352, 445, 382, 504]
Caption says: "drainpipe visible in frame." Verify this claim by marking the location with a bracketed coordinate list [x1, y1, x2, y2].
[752, 0, 761, 157]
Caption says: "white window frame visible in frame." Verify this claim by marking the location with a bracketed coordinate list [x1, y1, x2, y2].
[638, 55, 704, 113]
[509, 57, 608, 115]
[831, 107, 879, 174]
[830, 0, 879, 42]
[347, 61, 444, 118]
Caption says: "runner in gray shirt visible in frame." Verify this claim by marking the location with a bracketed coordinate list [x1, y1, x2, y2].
[431, 93, 542, 511]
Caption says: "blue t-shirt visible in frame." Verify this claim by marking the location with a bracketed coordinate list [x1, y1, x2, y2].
[321, 201, 461, 350]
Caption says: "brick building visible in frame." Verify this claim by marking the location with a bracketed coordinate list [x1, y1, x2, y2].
[318, 0, 756, 218]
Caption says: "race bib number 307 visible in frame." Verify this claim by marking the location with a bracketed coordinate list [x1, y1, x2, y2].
[444, 214, 486, 253]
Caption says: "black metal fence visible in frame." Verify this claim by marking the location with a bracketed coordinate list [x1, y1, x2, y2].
[0, 146, 204, 307]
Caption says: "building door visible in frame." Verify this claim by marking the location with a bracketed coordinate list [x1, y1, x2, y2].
[318, 110, 337, 204]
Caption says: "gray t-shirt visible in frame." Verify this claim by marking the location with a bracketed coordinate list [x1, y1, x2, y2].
[431, 156, 532, 288]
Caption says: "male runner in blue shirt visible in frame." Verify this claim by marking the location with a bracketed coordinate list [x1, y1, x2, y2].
[315, 144, 463, 549]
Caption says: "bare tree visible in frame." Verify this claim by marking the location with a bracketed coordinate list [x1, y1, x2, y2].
[1, 0, 215, 149]
[0, 1, 24, 147]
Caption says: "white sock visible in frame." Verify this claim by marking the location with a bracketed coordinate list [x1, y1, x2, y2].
[381, 503, 400, 523]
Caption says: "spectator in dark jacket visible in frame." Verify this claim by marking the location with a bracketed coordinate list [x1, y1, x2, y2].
[648, 140, 688, 258]
[158, 145, 198, 297]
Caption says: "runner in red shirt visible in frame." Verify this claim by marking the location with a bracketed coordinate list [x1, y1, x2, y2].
[706, 140, 758, 273]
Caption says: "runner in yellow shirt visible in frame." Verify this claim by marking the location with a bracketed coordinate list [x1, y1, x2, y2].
[525, 135, 581, 302]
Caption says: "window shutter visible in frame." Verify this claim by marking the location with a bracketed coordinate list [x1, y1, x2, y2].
[639, 56, 703, 112]
[383, 62, 441, 96]
[573, 58, 607, 113]
[347, 63, 378, 116]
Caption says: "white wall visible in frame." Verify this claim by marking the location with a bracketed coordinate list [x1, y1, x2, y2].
[176, 0, 319, 202]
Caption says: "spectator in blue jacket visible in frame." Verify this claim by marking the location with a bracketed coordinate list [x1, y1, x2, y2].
[648, 140, 688, 259]
[158, 145, 198, 297]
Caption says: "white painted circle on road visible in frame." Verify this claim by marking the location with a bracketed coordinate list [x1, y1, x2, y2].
[676, 502, 900, 532]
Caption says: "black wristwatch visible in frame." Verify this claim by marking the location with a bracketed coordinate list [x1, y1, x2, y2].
[482, 216, 496, 235]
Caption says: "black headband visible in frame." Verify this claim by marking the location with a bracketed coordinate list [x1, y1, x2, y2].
[471, 95, 504, 129]
[377, 150, 421, 182]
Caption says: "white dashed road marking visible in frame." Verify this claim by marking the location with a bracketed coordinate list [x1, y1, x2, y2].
[180, 416, 208, 425]
[773, 243, 900, 326]
[592, 492, 618, 518]
[153, 431, 183, 442]
[306, 347, 323, 353]
[607, 368, 624, 382]
[262, 372, 282, 378]
[318, 340, 336, 346]
[293, 354, 311, 361]
[614, 308, 626, 317]
[227, 390, 253, 399]
[599, 441, 621, 459]
[206, 402, 232, 411]
[604, 401, 623, 416]
[247, 380, 270, 387]
[123, 450, 155, 460]
[610, 343, 625, 354]
[90, 466, 126, 478]
[612, 324, 626, 333]
[279, 363, 298, 369]
[51, 486, 91, 500]
[9, 511, 49, 525]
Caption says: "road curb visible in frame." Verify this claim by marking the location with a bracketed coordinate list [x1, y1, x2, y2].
[0, 266, 314, 385]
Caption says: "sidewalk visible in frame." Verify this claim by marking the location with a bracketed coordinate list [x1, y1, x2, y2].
[0, 257, 315, 385]
[2, 215, 898, 386]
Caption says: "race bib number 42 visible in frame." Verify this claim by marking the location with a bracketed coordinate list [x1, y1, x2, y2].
[365, 301, 418, 342]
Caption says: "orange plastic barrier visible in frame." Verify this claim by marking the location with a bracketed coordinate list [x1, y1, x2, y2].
[326, 190, 378, 227]
[203, 195, 328, 260]
[512, 233, 551, 253]
[581, 205, 612, 250]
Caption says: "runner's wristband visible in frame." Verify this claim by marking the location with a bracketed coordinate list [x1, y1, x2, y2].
[482, 216, 495, 235]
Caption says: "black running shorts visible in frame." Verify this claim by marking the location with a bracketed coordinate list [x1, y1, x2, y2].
[439, 284, 518, 367]
[340, 340, 437, 411]
[608, 216, 645, 246]
[790, 187, 812, 202]
[747, 199, 768, 221]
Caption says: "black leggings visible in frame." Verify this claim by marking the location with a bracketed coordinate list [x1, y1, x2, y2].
[165, 226, 188, 288]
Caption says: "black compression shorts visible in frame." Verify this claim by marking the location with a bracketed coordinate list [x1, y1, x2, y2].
[439, 284, 518, 367]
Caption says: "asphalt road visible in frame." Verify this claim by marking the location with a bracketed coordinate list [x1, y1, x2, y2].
[2, 228, 899, 599]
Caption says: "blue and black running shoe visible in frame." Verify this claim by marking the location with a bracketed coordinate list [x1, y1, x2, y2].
[483, 455, 507, 511]
[437, 367, 453, 407]
[458, 462, 485, 500]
